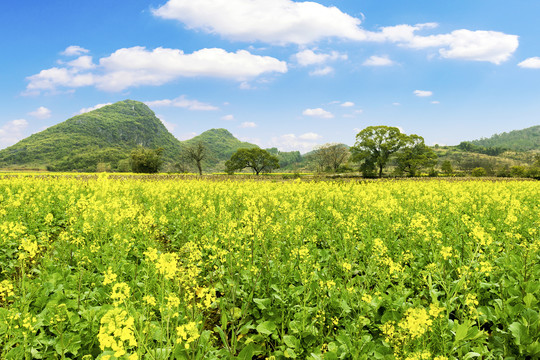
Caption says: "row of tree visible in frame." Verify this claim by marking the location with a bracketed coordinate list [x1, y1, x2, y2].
[127, 126, 538, 177]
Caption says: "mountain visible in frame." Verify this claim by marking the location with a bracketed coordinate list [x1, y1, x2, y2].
[469, 125, 540, 151]
[0, 100, 183, 171]
[182, 128, 258, 169]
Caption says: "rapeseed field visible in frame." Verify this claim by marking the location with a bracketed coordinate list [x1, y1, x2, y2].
[0, 175, 538, 359]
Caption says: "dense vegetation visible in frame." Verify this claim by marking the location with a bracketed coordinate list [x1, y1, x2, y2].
[469, 125, 540, 152]
[0, 100, 183, 172]
[0, 175, 538, 359]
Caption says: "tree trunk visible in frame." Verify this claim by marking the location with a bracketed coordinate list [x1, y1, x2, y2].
[196, 161, 202, 176]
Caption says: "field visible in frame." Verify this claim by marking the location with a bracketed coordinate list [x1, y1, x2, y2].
[0, 175, 538, 359]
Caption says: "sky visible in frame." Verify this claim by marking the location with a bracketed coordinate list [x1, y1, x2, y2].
[1, 0, 540, 153]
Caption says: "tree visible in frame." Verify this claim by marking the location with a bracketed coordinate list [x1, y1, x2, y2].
[471, 167, 487, 177]
[395, 135, 437, 177]
[225, 148, 280, 175]
[441, 160, 454, 175]
[310, 143, 350, 172]
[130, 146, 163, 173]
[185, 142, 207, 175]
[351, 126, 408, 177]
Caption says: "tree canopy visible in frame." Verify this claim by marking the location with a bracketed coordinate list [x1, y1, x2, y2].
[130, 146, 163, 173]
[395, 135, 438, 177]
[225, 148, 280, 175]
[351, 126, 409, 177]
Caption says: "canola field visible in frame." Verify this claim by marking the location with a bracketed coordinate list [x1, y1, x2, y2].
[0, 175, 539, 360]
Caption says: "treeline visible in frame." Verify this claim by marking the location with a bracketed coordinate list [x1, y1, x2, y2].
[93, 125, 540, 179]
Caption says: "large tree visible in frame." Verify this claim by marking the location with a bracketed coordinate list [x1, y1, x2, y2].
[351, 126, 408, 177]
[395, 134, 438, 177]
[185, 142, 207, 175]
[130, 146, 164, 173]
[225, 148, 280, 175]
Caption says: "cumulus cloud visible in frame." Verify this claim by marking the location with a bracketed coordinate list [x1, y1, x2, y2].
[153, 0, 367, 45]
[67, 55, 96, 70]
[145, 95, 218, 111]
[302, 108, 334, 119]
[294, 49, 347, 66]
[153, 1, 517, 64]
[221, 114, 234, 121]
[371, 24, 518, 64]
[414, 90, 433, 97]
[518, 57, 540, 69]
[28, 106, 51, 119]
[309, 66, 334, 76]
[341, 101, 355, 107]
[61, 45, 89, 56]
[268, 133, 321, 153]
[239, 121, 257, 128]
[363, 55, 395, 66]
[78, 103, 112, 114]
[26, 47, 287, 94]
[0, 119, 29, 149]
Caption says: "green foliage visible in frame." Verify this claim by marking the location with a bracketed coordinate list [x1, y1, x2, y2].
[0, 100, 183, 172]
[130, 146, 164, 173]
[184, 141, 207, 175]
[183, 129, 258, 171]
[458, 141, 507, 156]
[265, 148, 303, 170]
[471, 167, 487, 177]
[441, 160, 454, 175]
[395, 135, 438, 177]
[225, 148, 280, 175]
[470, 125, 540, 151]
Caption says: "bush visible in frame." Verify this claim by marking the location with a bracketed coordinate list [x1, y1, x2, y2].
[471, 167, 487, 177]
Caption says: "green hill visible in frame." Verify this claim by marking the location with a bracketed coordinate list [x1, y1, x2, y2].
[469, 125, 540, 151]
[182, 128, 258, 170]
[0, 100, 183, 171]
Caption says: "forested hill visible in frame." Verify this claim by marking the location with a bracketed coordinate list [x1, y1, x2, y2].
[0, 100, 184, 171]
[470, 125, 540, 151]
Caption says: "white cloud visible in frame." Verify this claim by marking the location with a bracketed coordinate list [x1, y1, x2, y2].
[299, 132, 322, 140]
[431, 100, 440, 104]
[393, 102, 401, 106]
[145, 95, 218, 111]
[341, 101, 355, 107]
[153, 0, 367, 45]
[178, 132, 197, 141]
[294, 49, 347, 66]
[363, 55, 395, 66]
[371, 24, 518, 64]
[239, 121, 257, 128]
[78, 103, 112, 114]
[26, 47, 287, 93]
[153, 1, 517, 63]
[518, 57, 540, 69]
[67, 55, 96, 70]
[268, 133, 320, 153]
[221, 114, 234, 121]
[0, 119, 29, 149]
[61, 45, 89, 56]
[302, 108, 334, 119]
[414, 90, 433, 97]
[309, 66, 334, 76]
[28, 106, 51, 119]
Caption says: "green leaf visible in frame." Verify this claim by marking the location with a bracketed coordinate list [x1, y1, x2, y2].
[256, 321, 276, 335]
[253, 298, 271, 310]
[283, 335, 298, 348]
[284, 348, 297, 359]
[509, 321, 531, 345]
[237, 344, 254, 360]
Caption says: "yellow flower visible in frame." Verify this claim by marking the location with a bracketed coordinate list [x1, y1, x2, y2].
[111, 282, 130, 305]
[103, 267, 117, 286]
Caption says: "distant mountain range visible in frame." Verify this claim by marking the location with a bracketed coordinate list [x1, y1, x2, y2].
[0, 99, 537, 172]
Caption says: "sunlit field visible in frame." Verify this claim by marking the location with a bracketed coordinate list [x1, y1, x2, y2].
[0, 175, 538, 359]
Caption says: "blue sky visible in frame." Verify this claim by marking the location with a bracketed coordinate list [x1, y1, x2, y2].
[1, 0, 540, 152]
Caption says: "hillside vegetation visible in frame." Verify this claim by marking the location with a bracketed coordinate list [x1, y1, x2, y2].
[0, 100, 183, 172]
[469, 125, 539, 151]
